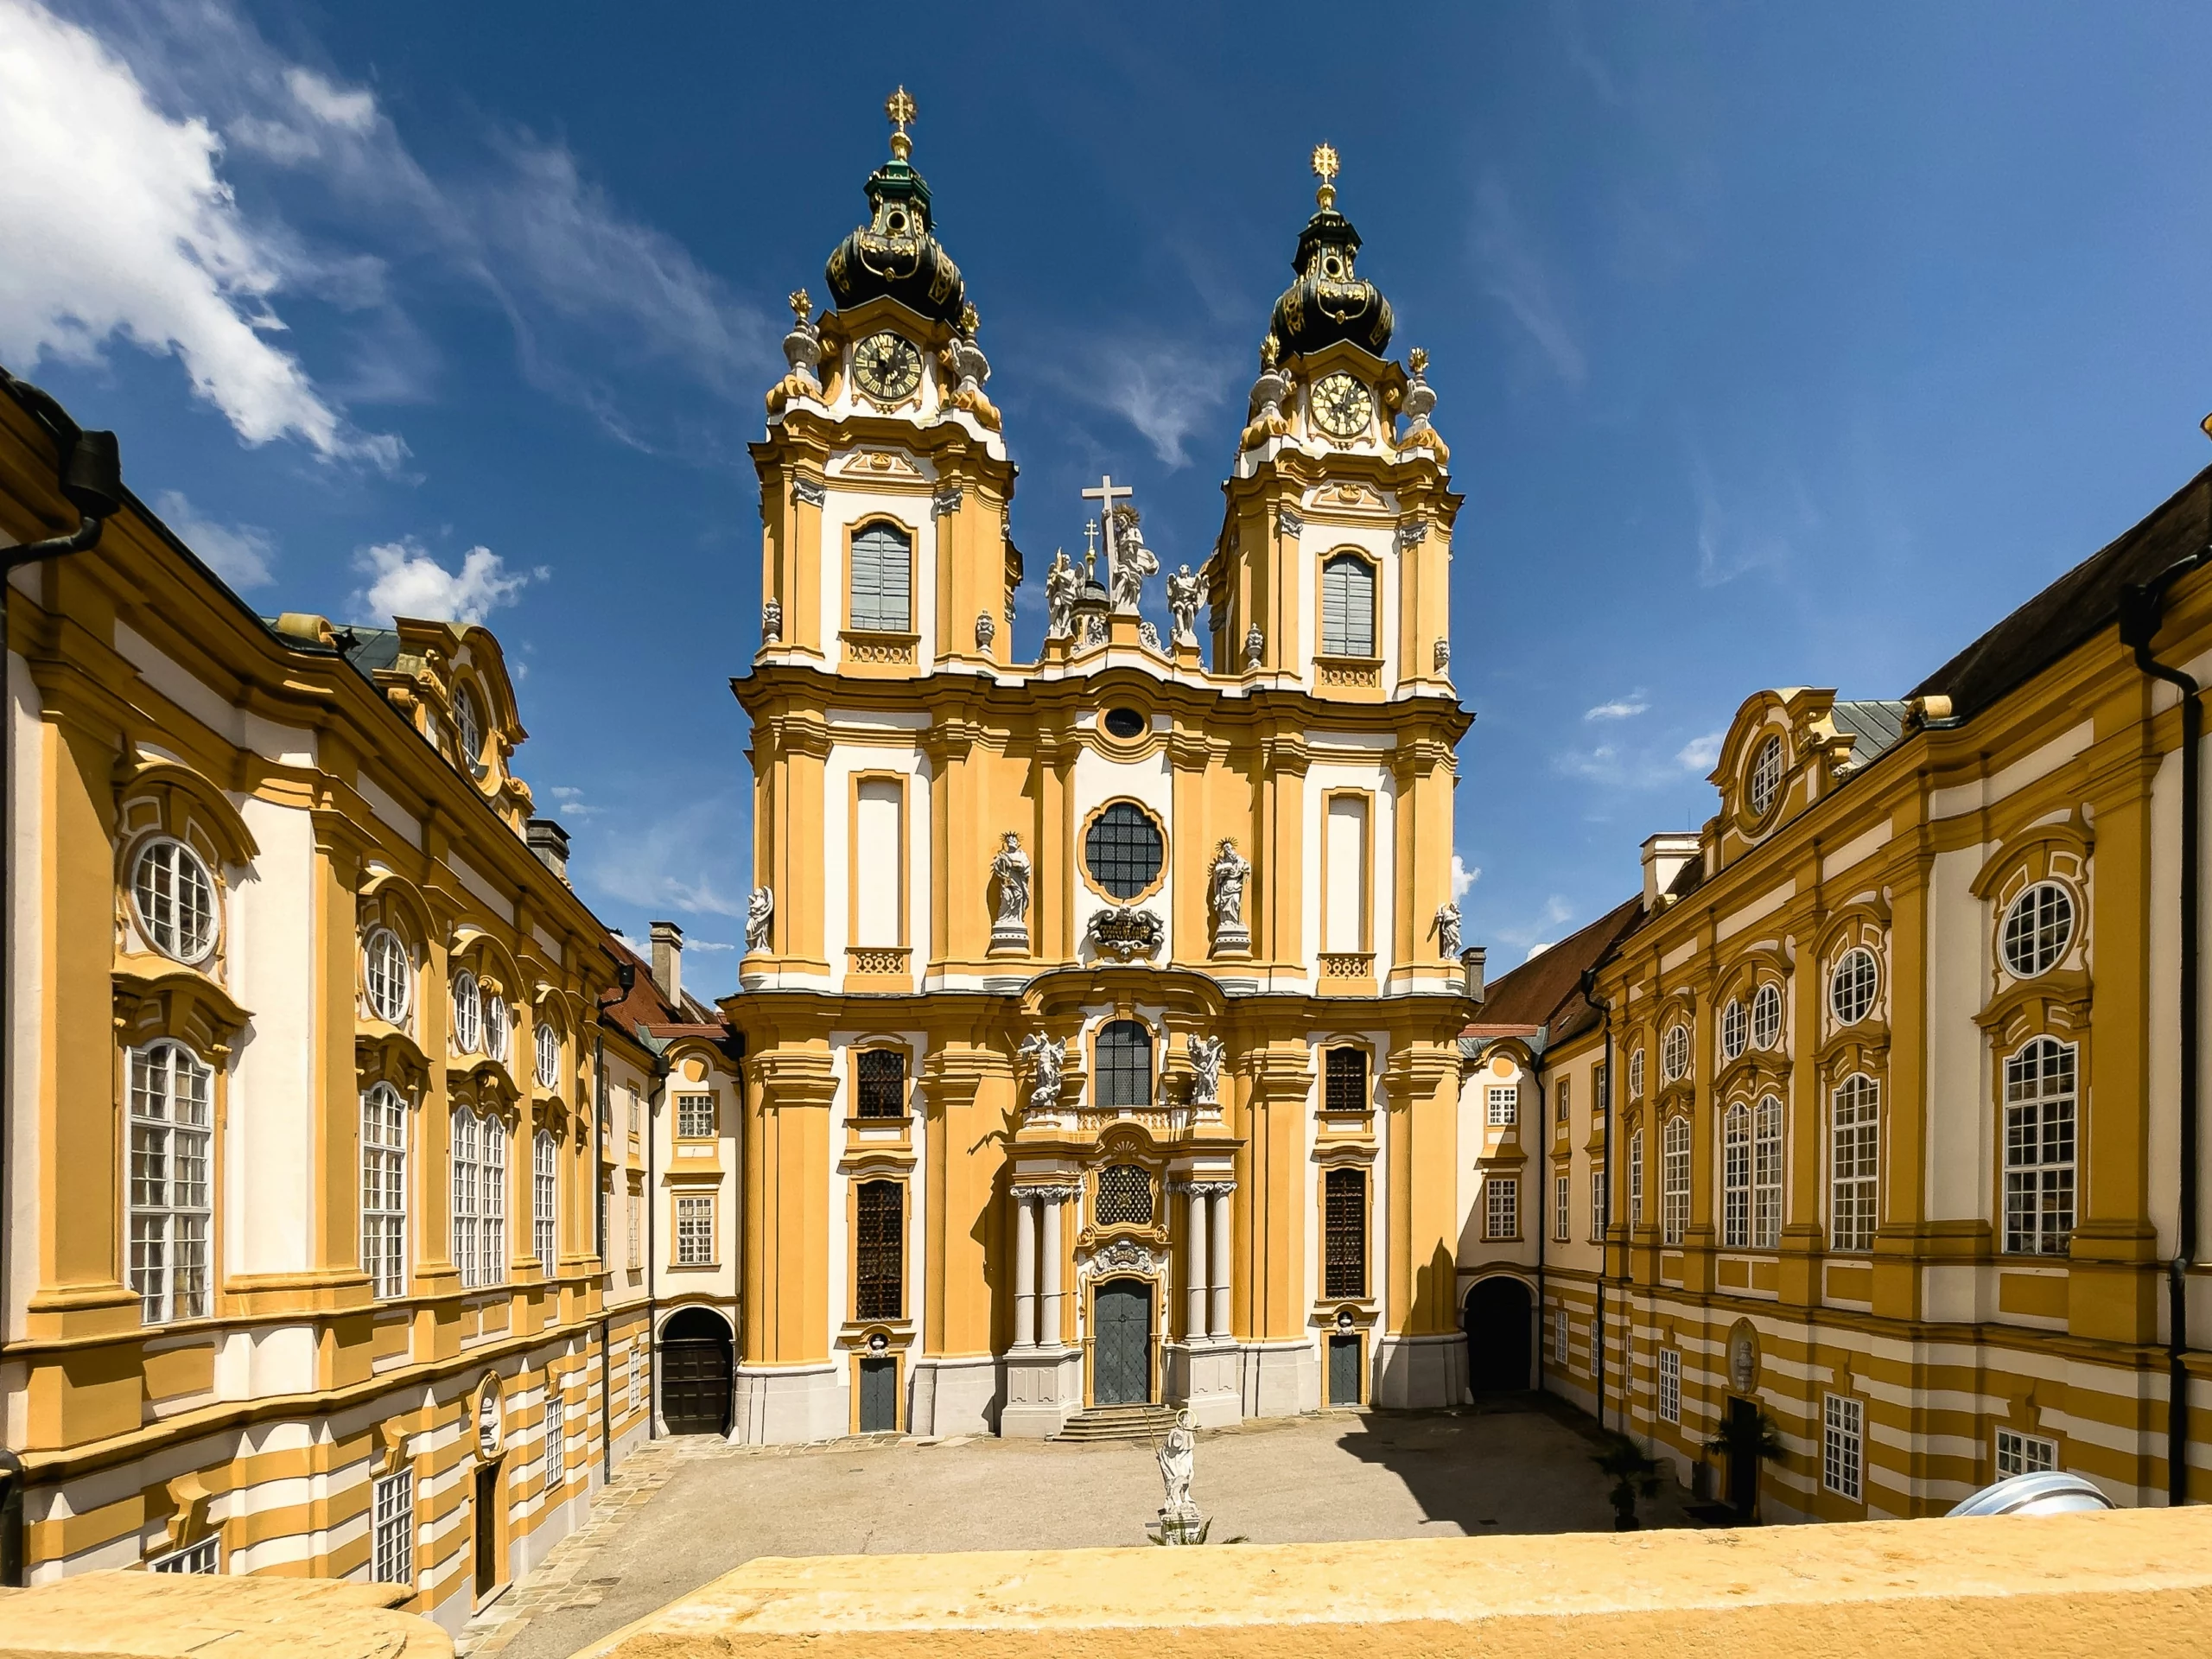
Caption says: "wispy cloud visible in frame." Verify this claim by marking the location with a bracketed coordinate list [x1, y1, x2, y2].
[1553, 731, 1718, 789]
[543, 785, 601, 821]
[1451, 854, 1480, 900]
[153, 489, 275, 589]
[353, 539, 543, 624]
[1675, 731, 1724, 772]
[1584, 691, 1649, 721]
[1048, 338, 1236, 469]
[1490, 894, 1577, 958]
[1690, 449, 1815, 587]
[1472, 173, 1586, 388]
[577, 791, 750, 922]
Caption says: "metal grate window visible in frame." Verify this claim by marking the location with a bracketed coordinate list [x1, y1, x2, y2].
[129, 1042, 213, 1323]
[533, 1130, 557, 1271]
[1657, 1347, 1681, 1424]
[372, 1469, 412, 1587]
[1096, 1163, 1154, 1227]
[151, 1536, 220, 1574]
[856, 1049, 907, 1118]
[1084, 803, 1166, 899]
[1324, 1047, 1368, 1114]
[2004, 1038, 2075, 1255]
[1096, 1020, 1154, 1109]
[1319, 553, 1376, 657]
[1324, 1167, 1366, 1299]
[1485, 1176, 1518, 1241]
[2001, 882, 2074, 979]
[362, 1084, 407, 1300]
[1753, 1095, 1783, 1249]
[1831, 1075, 1879, 1252]
[855, 1181, 903, 1320]
[1823, 1394, 1864, 1500]
[676, 1194, 715, 1266]
[676, 1091, 715, 1138]
[1661, 1116, 1691, 1246]
[1996, 1428, 2057, 1478]
[1486, 1084, 1517, 1127]
[1722, 1103, 1751, 1249]
[850, 522, 913, 632]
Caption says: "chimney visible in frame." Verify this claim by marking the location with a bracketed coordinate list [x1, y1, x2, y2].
[525, 817, 570, 882]
[650, 919, 683, 1007]
[1459, 944, 1487, 1006]
[1641, 832, 1702, 913]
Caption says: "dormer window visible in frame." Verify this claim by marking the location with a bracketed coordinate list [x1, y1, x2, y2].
[1746, 734, 1784, 818]
[454, 684, 486, 779]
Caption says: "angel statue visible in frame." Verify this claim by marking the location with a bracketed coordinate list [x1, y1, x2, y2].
[1433, 901, 1461, 958]
[745, 886, 774, 952]
[1166, 563, 1204, 645]
[1015, 1032, 1066, 1114]
[991, 831, 1032, 927]
[1186, 1035, 1226, 1106]
[1045, 549, 1082, 639]
[1156, 1408, 1198, 1518]
[1109, 505, 1159, 612]
[1208, 839, 1250, 930]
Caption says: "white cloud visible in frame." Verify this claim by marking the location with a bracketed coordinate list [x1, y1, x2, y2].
[353, 539, 538, 624]
[283, 66, 374, 132]
[152, 488, 274, 588]
[543, 785, 601, 820]
[1554, 730, 1722, 788]
[684, 938, 737, 953]
[1585, 692, 1649, 721]
[0, 0, 399, 466]
[1451, 855, 1480, 900]
[1675, 732, 1724, 772]
[1056, 340, 1234, 469]
[1472, 173, 1586, 388]
[578, 792, 749, 921]
[1491, 894, 1576, 955]
[1523, 941, 1557, 963]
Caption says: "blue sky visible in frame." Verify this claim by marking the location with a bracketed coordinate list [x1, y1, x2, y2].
[6, 1, 2211, 995]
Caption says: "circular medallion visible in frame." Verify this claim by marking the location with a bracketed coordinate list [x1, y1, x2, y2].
[852, 331, 922, 403]
[1310, 372, 1374, 438]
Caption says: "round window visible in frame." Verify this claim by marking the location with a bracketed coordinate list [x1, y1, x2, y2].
[1628, 1047, 1645, 1099]
[2001, 881, 2074, 978]
[1721, 999, 1746, 1061]
[1751, 982, 1783, 1049]
[484, 993, 511, 1063]
[1661, 1023, 1690, 1082]
[536, 1020, 560, 1089]
[132, 837, 218, 964]
[452, 971, 481, 1054]
[364, 927, 411, 1024]
[1102, 707, 1146, 740]
[1084, 802, 1165, 899]
[1831, 947, 1878, 1025]
[1747, 734, 1784, 817]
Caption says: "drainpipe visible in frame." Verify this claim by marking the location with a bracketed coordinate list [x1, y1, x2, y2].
[639, 1025, 671, 1442]
[2120, 551, 2210, 1507]
[595, 1028, 613, 1484]
[1581, 969, 1615, 1434]
[0, 373, 121, 1587]
[1524, 1032, 1550, 1397]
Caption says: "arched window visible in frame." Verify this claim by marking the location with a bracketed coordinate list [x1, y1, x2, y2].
[1753, 1095, 1783, 1249]
[362, 1084, 407, 1300]
[1721, 1103, 1751, 1249]
[1831, 948, 1878, 1025]
[484, 991, 510, 1064]
[452, 971, 482, 1054]
[453, 684, 486, 778]
[481, 1117, 508, 1285]
[450, 1107, 479, 1288]
[132, 838, 218, 964]
[1661, 1116, 1691, 1245]
[452, 1109, 507, 1289]
[1830, 1074, 1879, 1252]
[364, 927, 411, 1025]
[1320, 553, 1376, 658]
[533, 1130, 558, 1271]
[1096, 1019, 1153, 1109]
[535, 1020, 560, 1090]
[2004, 1037, 2076, 1255]
[1751, 982, 1783, 1050]
[128, 1041, 213, 1322]
[850, 522, 913, 632]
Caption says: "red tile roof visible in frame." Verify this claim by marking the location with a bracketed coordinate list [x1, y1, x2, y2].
[1463, 895, 1644, 1048]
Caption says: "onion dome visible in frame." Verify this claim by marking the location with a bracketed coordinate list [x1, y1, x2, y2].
[823, 87, 966, 326]
[1267, 144, 1393, 358]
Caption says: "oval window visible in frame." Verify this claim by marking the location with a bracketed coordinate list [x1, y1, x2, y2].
[1102, 707, 1146, 740]
[1721, 999, 1746, 1061]
[1747, 734, 1784, 817]
[2001, 881, 2074, 978]
[132, 837, 218, 964]
[1084, 802, 1165, 899]
[1751, 982, 1783, 1049]
[1831, 948, 1878, 1025]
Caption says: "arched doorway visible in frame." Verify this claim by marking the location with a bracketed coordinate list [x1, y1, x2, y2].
[658, 1307, 734, 1434]
[1463, 1277, 1533, 1393]
[1092, 1278, 1154, 1404]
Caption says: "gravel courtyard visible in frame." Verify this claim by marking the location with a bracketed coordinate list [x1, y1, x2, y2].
[480, 1399, 1691, 1659]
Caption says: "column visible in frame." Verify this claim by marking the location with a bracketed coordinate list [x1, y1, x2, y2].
[1185, 1185, 1210, 1341]
[1209, 1187, 1234, 1341]
[1039, 1193, 1065, 1346]
[1013, 1192, 1038, 1350]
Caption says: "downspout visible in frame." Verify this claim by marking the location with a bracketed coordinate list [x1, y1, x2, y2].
[1525, 1030, 1550, 1396]
[0, 373, 120, 1588]
[595, 1029, 612, 1483]
[1581, 969, 1615, 1434]
[639, 1025, 671, 1443]
[2120, 553, 2210, 1507]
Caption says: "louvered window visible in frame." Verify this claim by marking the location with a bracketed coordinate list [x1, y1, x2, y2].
[855, 1180, 903, 1319]
[1320, 553, 1376, 657]
[1324, 1167, 1366, 1298]
[850, 522, 912, 632]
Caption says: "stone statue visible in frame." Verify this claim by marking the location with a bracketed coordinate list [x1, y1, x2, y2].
[1433, 901, 1461, 958]
[1109, 505, 1158, 612]
[1186, 1035, 1225, 1106]
[1015, 1032, 1066, 1114]
[1045, 550, 1081, 639]
[1243, 625, 1264, 671]
[1154, 1408, 1200, 1543]
[745, 887, 773, 952]
[1209, 840, 1249, 926]
[1166, 563, 1203, 645]
[761, 597, 782, 643]
[990, 831, 1031, 948]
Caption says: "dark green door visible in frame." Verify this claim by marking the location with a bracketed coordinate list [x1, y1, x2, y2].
[859, 1357, 898, 1433]
[1093, 1279, 1153, 1404]
[1328, 1334, 1362, 1405]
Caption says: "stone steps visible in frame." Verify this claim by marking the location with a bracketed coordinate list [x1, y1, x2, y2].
[1051, 1404, 1179, 1443]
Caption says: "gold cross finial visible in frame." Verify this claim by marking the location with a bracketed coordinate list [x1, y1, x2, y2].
[887, 86, 917, 159]
[1311, 142, 1339, 209]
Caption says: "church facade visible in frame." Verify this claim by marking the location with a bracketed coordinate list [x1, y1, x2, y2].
[726, 102, 1478, 1440]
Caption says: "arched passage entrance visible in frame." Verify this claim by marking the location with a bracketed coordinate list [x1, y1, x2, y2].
[658, 1307, 734, 1434]
[1463, 1277, 1533, 1393]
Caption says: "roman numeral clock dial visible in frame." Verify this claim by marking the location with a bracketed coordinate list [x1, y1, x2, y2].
[1310, 371, 1373, 438]
[853, 330, 922, 403]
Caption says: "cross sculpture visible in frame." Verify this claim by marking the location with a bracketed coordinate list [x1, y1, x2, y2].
[1082, 517, 1100, 582]
[1081, 474, 1133, 592]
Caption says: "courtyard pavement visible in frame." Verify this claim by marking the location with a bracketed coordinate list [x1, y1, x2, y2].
[467, 1396, 1692, 1659]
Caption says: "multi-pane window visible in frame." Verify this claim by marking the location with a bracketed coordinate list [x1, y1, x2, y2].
[1830, 948, 1878, 1025]
[626, 1343, 643, 1414]
[364, 927, 410, 1024]
[2004, 1038, 2076, 1255]
[1486, 1084, 1517, 1127]
[1325, 1047, 1368, 1114]
[151, 1536, 220, 1574]
[1096, 1020, 1154, 1108]
[1323, 1167, 1366, 1299]
[1823, 1395, 1864, 1500]
[451, 1108, 479, 1287]
[1721, 999, 1746, 1061]
[129, 1041, 213, 1323]
[856, 1048, 906, 1118]
[2001, 882, 2074, 979]
[1485, 1176, 1518, 1241]
[1628, 1129, 1645, 1228]
[453, 684, 485, 774]
[1722, 1103, 1751, 1249]
[676, 1091, 715, 1138]
[452, 971, 482, 1053]
[132, 838, 218, 963]
[543, 1393, 565, 1493]
[1084, 804, 1166, 900]
[1996, 1428, 2058, 1478]
[1096, 1163, 1154, 1226]
[1628, 1047, 1644, 1099]
[451, 1109, 505, 1288]
[855, 1180, 903, 1319]
[532, 1130, 557, 1271]
[1554, 1169, 1570, 1242]
[1319, 552, 1376, 657]
[1661, 1116, 1691, 1246]
[1661, 1024, 1690, 1083]
[1592, 1061, 1608, 1113]
[626, 1182, 642, 1270]
[1553, 1306, 1569, 1366]
[849, 522, 913, 632]
[362, 1084, 407, 1300]
[1556, 1076, 1572, 1126]
[1752, 1095, 1783, 1249]
[1751, 982, 1782, 1050]
[1591, 1167, 1608, 1243]
[1657, 1346, 1681, 1424]
[482, 1122, 506, 1283]
[535, 1021, 560, 1090]
[1830, 1075, 1879, 1253]
[372, 1470, 413, 1587]
[676, 1194, 715, 1265]
[484, 992, 510, 1063]
[1747, 734, 1784, 817]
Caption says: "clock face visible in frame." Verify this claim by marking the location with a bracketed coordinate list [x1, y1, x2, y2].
[852, 331, 922, 403]
[1310, 372, 1373, 438]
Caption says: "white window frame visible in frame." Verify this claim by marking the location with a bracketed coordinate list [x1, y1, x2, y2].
[1830, 947, 1878, 1025]
[454, 683, 486, 776]
[626, 1182, 642, 1270]
[452, 971, 482, 1054]
[676, 1193, 715, 1266]
[131, 836, 219, 964]
[364, 927, 411, 1025]
[2001, 881, 2075, 979]
[1590, 1166, 1608, 1243]
[543, 1388, 565, 1493]
[1995, 1427, 2058, 1478]
[1747, 733, 1784, 817]
[1554, 1169, 1570, 1242]
[1554, 1305, 1569, 1366]
[533, 1129, 557, 1271]
[1660, 1116, 1691, 1246]
[128, 1040, 213, 1324]
[150, 1535, 220, 1574]
[535, 1020, 560, 1090]
[1823, 1393, 1864, 1500]
[1722, 1103, 1751, 1249]
[1661, 1023, 1690, 1083]
[1751, 982, 1783, 1049]
[2003, 1037, 2076, 1255]
[450, 1107, 479, 1288]
[1628, 1046, 1644, 1099]
[627, 1342, 644, 1414]
[1830, 1074, 1879, 1253]
[481, 1118, 507, 1284]
[1720, 999, 1746, 1061]
[1628, 1128, 1644, 1228]
[484, 991, 510, 1064]
[1484, 1177, 1517, 1241]
[1485, 1084, 1517, 1127]
[1752, 1094, 1783, 1249]
[361, 1084, 408, 1300]
[1657, 1346, 1681, 1424]
[372, 1468, 413, 1588]
[677, 1091, 715, 1139]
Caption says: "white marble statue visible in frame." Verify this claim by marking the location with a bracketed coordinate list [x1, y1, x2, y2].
[1433, 901, 1461, 958]
[1045, 550, 1081, 639]
[991, 831, 1032, 926]
[1016, 1032, 1066, 1113]
[1209, 840, 1250, 930]
[1109, 506, 1159, 612]
[1157, 1408, 1196, 1514]
[1186, 1035, 1225, 1106]
[1166, 563, 1203, 645]
[745, 887, 774, 952]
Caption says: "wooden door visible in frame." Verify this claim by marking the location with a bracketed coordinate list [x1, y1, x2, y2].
[1093, 1279, 1153, 1405]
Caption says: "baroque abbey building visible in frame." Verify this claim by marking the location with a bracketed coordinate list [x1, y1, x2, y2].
[727, 101, 1475, 1440]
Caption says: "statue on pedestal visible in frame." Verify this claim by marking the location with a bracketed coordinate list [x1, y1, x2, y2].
[1153, 1409, 1207, 1545]
[1186, 1036, 1225, 1106]
[1166, 563, 1203, 645]
[1109, 505, 1159, 613]
[1046, 550, 1081, 640]
[1433, 901, 1461, 958]
[1015, 1032, 1066, 1115]
[990, 831, 1031, 951]
[1208, 839, 1252, 954]
[745, 887, 774, 953]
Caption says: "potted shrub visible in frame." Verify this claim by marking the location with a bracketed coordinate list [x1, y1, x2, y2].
[1592, 1434, 1663, 1531]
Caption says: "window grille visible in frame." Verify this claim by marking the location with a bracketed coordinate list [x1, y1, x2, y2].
[1324, 1047, 1368, 1114]
[1661, 1024, 1690, 1083]
[1628, 1047, 1644, 1099]
[1485, 1176, 1518, 1241]
[2004, 1038, 2076, 1255]
[1747, 734, 1784, 817]
[372, 1469, 413, 1588]
[856, 1048, 907, 1118]
[1752, 1095, 1783, 1249]
[1554, 1170, 1570, 1242]
[128, 1041, 213, 1322]
[543, 1395, 564, 1494]
[536, 1021, 560, 1089]
[132, 838, 217, 963]
[1629, 1129, 1644, 1228]
[1751, 982, 1782, 1049]
[1830, 1075, 1879, 1252]
[1996, 1428, 2057, 1478]
[1096, 1163, 1154, 1226]
[1319, 553, 1376, 657]
[1096, 1020, 1154, 1109]
[361, 1084, 407, 1300]
[1323, 1167, 1366, 1299]
[1657, 1347, 1681, 1424]
[850, 522, 913, 632]
[1486, 1084, 1517, 1127]
[364, 927, 410, 1024]
[2001, 882, 2074, 979]
[1722, 1103, 1751, 1249]
[1591, 1167, 1608, 1242]
[1823, 1394, 1864, 1500]
[484, 993, 510, 1063]
[1721, 999, 1746, 1060]
[1830, 948, 1878, 1025]
[676, 1091, 715, 1138]
[1661, 1116, 1690, 1245]
[676, 1195, 715, 1265]
[533, 1130, 557, 1271]
[1084, 804, 1165, 899]
[451, 1108, 478, 1287]
[453, 972, 481, 1053]
[151, 1536, 220, 1574]
[855, 1181, 903, 1320]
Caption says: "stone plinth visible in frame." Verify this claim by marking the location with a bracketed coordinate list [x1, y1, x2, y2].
[999, 1345, 1081, 1437]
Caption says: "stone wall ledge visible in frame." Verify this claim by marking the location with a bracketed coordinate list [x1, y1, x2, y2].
[0, 1571, 448, 1659]
[578, 1507, 2212, 1658]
